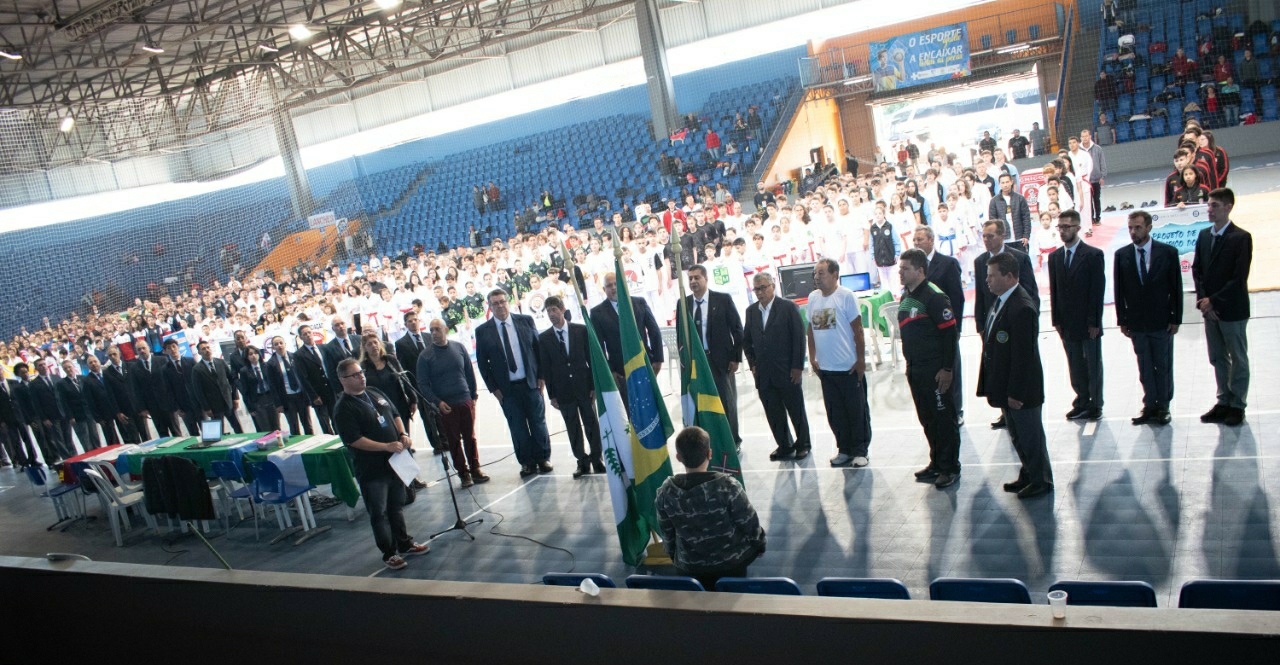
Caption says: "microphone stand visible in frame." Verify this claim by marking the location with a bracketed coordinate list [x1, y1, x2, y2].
[393, 365, 482, 541]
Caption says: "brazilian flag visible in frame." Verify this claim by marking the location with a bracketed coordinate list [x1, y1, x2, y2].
[676, 293, 744, 485]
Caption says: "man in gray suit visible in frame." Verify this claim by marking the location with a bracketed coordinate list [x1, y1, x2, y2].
[191, 340, 243, 433]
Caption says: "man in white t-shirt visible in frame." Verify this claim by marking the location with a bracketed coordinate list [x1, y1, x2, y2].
[806, 258, 872, 468]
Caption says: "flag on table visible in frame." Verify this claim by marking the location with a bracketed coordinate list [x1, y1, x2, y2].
[612, 258, 674, 530]
[579, 300, 651, 566]
[676, 292, 744, 485]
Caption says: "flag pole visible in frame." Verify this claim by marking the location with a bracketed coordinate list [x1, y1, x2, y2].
[671, 225, 692, 369]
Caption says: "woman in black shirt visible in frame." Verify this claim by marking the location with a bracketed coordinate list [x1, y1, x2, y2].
[359, 333, 415, 433]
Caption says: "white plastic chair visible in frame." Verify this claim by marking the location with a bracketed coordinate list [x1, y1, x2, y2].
[878, 301, 901, 370]
[82, 468, 157, 547]
[87, 459, 143, 497]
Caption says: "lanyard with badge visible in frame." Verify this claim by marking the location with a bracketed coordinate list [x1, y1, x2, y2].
[357, 392, 388, 427]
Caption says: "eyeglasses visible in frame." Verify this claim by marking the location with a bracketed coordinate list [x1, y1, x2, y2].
[752, 284, 772, 292]
[340, 370, 365, 380]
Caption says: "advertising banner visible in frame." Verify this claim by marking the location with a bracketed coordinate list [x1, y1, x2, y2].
[871, 23, 972, 92]
[1150, 204, 1210, 290]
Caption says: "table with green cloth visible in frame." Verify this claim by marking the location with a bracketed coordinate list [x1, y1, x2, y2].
[243, 435, 361, 509]
[858, 289, 895, 338]
[122, 434, 261, 476]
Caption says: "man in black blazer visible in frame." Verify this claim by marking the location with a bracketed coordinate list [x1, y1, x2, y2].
[56, 358, 99, 452]
[683, 264, 744, 445]
[161, 337, 200, 437]
[227, 330, 253, 378]
[589, 272, 664, 405]
[393, 311, 436, 449]
[537, 296, 602, 478]
[1114, 210, 1183, 426]
[1192, 187, 1252, 426]
[237, 346, 281, 433]
[915, 225, 967, 421]
[976, 252, 1052, 499]
[191, 339, 243, 434]
[1048, 210, 1107, 421]
[475, 288, 552, 477]
[103, 346, 143, 442]
[295, 324, 335, 435]
[128, 341, 175, 438]
[269, 335, 315, 436]
[28, 362, 75, 461]
[742, 272, 810, 460]
[1, 371, 38, 467]
[83, 355, 126, 445]
[988, 173, 1033, 248]
[323, 318, 361, 397]
[972, 220, 1039, 428]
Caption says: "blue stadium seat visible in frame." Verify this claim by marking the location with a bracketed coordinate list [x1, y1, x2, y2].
[1150, 115, 1168, 137]
[625, 575, 705, 591]
[816, 578, 911, 600]
[981, 34, 992, 50]
[715, 577, 803, 595]
[1179, 580, 1280, 610]
[929, 577, 1032, 604]
[1005, 29, 1017, 45]
[1029, 25, 1040, 40]
[1048, 581, 1158, 608]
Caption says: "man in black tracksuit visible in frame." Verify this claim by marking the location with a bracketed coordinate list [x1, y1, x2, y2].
[896, 249, 961, 489]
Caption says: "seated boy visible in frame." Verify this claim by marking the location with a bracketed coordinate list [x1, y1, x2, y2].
[655, 426, 766, 590]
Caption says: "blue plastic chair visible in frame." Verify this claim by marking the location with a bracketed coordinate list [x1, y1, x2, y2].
[715, 577, 803, 595]
[625, 574, 704, 591]
[246, 460, 320, 544]
[929, 577, 1032, 604]
[542, 573, 617, 588]
[210, 459, 260, 533]
[816, 577, 911, 600]
[981, 35, 992, 50]
[1029, 25, 1040, 40]
[1048, 581, 1158, 607]
[1178, 580, 1280, 610]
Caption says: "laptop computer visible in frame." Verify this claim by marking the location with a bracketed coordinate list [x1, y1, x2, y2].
[840, 272, 873, 294]
[188, 419, 224, 449]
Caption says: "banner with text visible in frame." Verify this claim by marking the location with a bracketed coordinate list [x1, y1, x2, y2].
[871, 23, 971, 93]
[1151, 204, 1209, 290]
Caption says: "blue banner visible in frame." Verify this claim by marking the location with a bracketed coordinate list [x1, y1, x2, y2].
[871, 23, 971, 92]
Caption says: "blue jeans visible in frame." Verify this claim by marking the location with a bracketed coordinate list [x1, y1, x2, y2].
[499, 381, 551, 466]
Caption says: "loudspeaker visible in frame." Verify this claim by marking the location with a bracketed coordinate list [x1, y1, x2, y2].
[778, 262, 816, 300]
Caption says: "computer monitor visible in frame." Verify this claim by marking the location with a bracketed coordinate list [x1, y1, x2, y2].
[840, 272, 873, 292]
[199, 419, 223, 444]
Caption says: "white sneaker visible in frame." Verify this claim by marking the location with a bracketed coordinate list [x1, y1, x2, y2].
[852, 456, 870, 468]
[830, 453, 853, 467]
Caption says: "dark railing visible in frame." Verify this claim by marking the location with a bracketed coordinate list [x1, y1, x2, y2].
[739, 84, 806, 207]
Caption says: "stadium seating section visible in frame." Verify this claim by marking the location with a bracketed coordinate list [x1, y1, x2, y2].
[1092, 0, 1280, 142]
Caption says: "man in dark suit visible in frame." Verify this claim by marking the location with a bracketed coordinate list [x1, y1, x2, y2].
[83, 355, 126, 445]
[28, 362, 75, 461]
[1, 370, 38, 467]
[537, 296, 602, 479]
[161, 337, 200, 436]
[987, 173, 1033, 248]
[915, 225, 967, 421]
[237, 346, 281, 433]
[475, 288, 552, 477]
[393, 311, 438, 451]
[294, 324, 335, 435]
[972, 220, 1039, 429]
[103, 345, 143, 442]
[683, 264, 744, 445]
[976, 252, 1052, 499]
[1192, 187, 1252, 427]
[742, 272, 810, 461]
[266, 335, 315, 436]
[128, 340, 174, 438]
[1048, 210, 1107, 421]
[227, 330, 253, 378]
[191, 339, 243, 434]
[1114, 210, 1183, 426]
[56, 358, 99, 452]
[323, 318, 361, 397]
[589, 272, 664, 405]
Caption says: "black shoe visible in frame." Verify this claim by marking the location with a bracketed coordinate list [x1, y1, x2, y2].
[1017, 482, 1054, 499]
[956, 414, 965, 426]
[793, 447, 810, 460]
[537, 461, 554, 474]
[769, 447, 795, 461]
[590, 459, 606, 474]
[934, 472, 960, 489]
[1065, 407, 1088, 420]
[991, 415, 1007, 429]
[573, 461, 590, 479]
[519, 465, 538, 478]
[410, 479, 427, 490]
[1151, 410, 1172, 426]
[1223, 408, 1245, 427]
[1085, 409, 1103, 421]
[1131, 410, 1152, 425]
[1003, 479, 1029, 493]
[1201, 404, 1229, 423]
[914, 466, 940, 481]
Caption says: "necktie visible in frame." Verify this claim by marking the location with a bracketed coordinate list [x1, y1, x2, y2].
[985, 299, 1001, 340]
[281, 358, 295, 391]
[341, 338, 350, 356]
[1065, 247, 1073, 270]
[500, 321, 517, 370]
[1209, 233, 1217, 255]
[311, 346, 327, 379]
[1137, 247, 1147, 284]
[144, 359, 151, 373]
[255, 366, 266, 393]
[694, 299, 705, 346]
[556, 328, 567, 355]
[413, 334, 423, 350]
[205, 361, 213, 374]
[95, 372, 104, 384]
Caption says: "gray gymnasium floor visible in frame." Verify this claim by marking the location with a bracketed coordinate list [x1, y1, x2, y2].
[2, 164, 1276, 606]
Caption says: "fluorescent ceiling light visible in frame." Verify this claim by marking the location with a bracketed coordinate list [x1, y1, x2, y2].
[0, 49, 21, 60]
[289, 25, 315, 40]
[997, 43, 1031, 54]
[258, 43, 280, 53]
[59, 117, 75, 132]
[374, 0, 402, 9]
[141, 44, 164, 54]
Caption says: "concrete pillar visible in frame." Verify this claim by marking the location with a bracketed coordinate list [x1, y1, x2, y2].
[271, 108, 315, 219]
[635, 0, 679, 140]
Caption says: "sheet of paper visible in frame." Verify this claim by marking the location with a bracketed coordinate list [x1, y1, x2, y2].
[388, 449, 421, 486]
